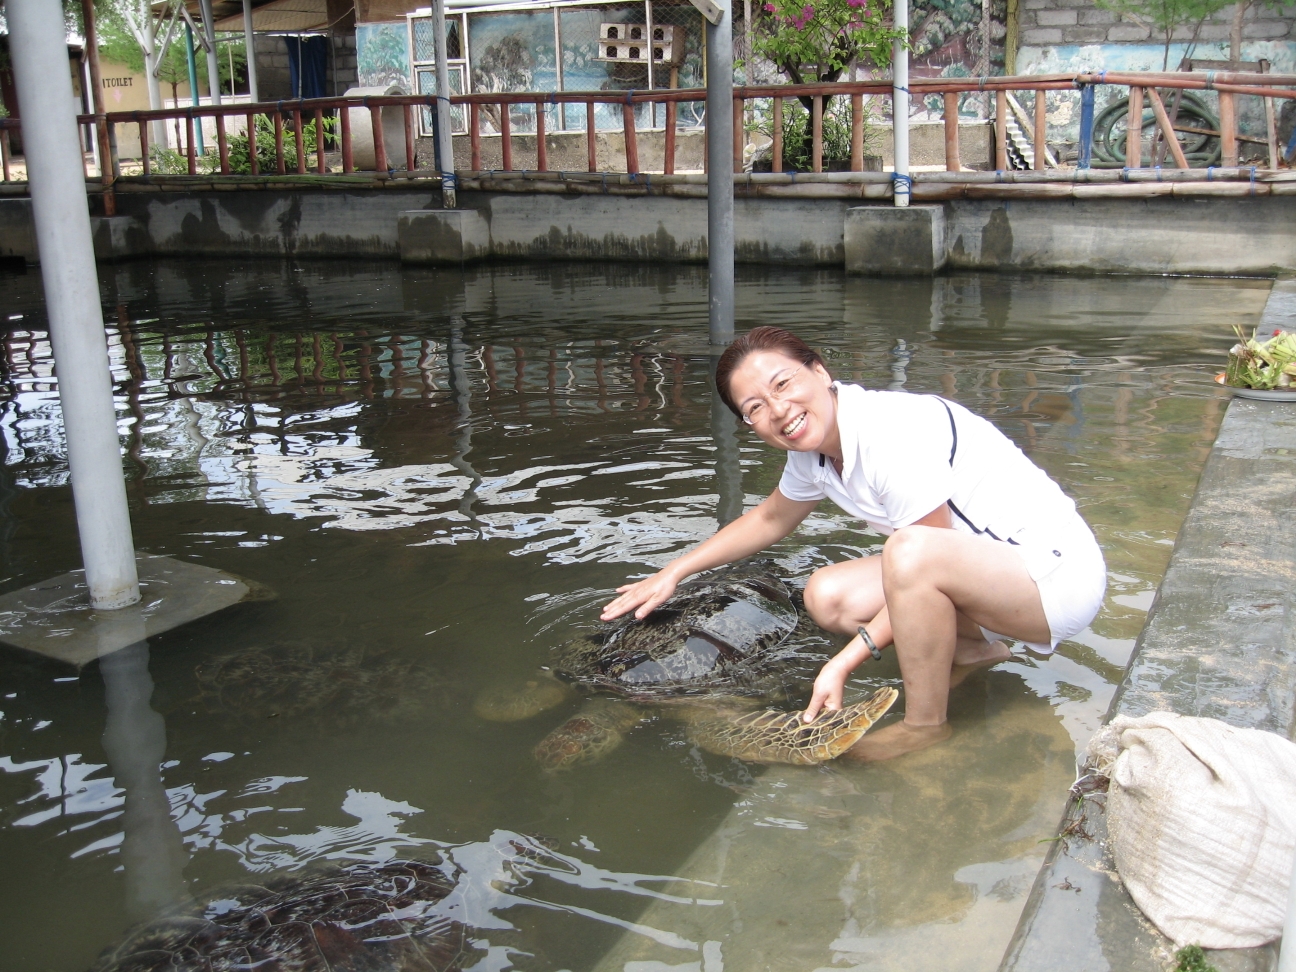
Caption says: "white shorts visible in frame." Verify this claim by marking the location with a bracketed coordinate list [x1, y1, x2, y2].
[980, 519, 1107, 655]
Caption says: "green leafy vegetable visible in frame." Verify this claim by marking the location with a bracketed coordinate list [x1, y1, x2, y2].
[1225, 325, 1296, 390]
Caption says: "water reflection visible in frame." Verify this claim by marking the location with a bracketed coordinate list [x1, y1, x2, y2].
[98, 642, 190, 920]
[0, 261, 1269, 972]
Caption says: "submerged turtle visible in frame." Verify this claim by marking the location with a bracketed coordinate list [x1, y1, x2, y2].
[193, 640, 447, 726]
[475, 563, 898, 769]
[90, 859, 468, 972]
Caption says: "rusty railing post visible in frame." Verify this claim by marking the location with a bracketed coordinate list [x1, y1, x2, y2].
[138, 119, 149, 176]
[274, 111, 286, 173]
[294, 109, 306, 174]
[186, 112, 197, 174]
[586, 101, 597, 172]
[733, 95, 743, 172]
[664, 97, 677, 174]
[500, 102, 512, 170]
[404, 103, 415, 172]
[339, 105, 353, 172]
[624, 98, 640, 174]
[470, 103, 481, 169]
[851, 92, 864, 171]
[216, 113, 230, 174]
[315, 108, 326, 173]
[535, 101, 547, 170]
[370, 104, 388, 172]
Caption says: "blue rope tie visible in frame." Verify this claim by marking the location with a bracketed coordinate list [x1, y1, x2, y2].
[1250, 165, 1257, 194]
[1206, 166, 1216, 181]
[891, 172, 913, 195]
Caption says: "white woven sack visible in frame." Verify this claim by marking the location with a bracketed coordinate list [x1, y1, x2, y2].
[1084, 711, 1296, 949]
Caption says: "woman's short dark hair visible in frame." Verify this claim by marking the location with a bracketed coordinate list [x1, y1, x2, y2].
[714, 326, 827, 418]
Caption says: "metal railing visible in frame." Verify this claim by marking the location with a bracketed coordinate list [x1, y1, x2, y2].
[0, 70, 1293, 191]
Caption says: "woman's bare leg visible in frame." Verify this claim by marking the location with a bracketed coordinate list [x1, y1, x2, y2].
[803, 556, 1006, 663]
[831, 527, 1044, 762]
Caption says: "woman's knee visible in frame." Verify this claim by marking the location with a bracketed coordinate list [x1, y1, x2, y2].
[802, 570, 843, 627]
[882, 526, 943, 587]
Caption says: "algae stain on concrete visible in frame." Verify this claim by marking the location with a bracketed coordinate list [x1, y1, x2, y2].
[981, 208, 1014, 266]
[506, 221, 706, 262]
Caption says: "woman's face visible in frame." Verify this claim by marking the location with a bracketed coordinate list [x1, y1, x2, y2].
[727, 351, 838, 454]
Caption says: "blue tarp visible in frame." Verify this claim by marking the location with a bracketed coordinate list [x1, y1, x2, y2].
[287, 35, 328, 99]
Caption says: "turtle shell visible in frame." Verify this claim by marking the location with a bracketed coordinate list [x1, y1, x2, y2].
[553, 565, 798, 700]
[90, 860, 467, 972]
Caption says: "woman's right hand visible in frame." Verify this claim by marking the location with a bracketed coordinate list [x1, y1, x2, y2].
[600, 571, 680, 622]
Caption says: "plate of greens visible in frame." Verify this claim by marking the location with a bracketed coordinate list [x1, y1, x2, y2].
[1216, 326, 1296, 399]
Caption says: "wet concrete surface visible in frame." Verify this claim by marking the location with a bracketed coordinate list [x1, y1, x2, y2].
[1001, 280, 1296, 972]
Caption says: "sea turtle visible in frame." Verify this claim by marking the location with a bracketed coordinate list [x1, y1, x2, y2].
[89, 859, 468, 972]
[474, 563, 898, 769]
[192, 640, 447, 727]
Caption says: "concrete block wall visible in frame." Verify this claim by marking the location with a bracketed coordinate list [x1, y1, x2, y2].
[253, 31, 359, 101]
[1017, 0, 1295, 48]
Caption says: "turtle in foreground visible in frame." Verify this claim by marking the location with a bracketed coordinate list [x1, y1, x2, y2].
[193, 640, 446, 727]
[475, 563, 898, 769]
[89, 859, 468, 972]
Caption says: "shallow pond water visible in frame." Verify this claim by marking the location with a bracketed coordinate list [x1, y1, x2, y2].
[0, 262, 1269, 972]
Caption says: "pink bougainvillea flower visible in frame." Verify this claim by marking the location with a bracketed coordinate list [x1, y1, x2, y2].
[764, 3, 775, 11]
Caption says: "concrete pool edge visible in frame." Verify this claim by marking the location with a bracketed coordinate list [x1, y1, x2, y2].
[999, 279, 1296, 972]
[4, 192, 1296, 277]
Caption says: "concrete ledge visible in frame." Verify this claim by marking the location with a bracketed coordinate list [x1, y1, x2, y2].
[398, 209, 490, 264]
[1000, 282, 1296, 972]
[845, 204, 947, 275]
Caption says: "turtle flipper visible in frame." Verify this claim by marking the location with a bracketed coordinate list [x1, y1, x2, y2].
[533, 699, 649, 770]
[686, 687, 899, 765]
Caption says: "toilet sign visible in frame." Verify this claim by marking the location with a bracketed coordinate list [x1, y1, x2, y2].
[687, 0, 723, 25]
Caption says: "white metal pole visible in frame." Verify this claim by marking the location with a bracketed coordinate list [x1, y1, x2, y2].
[7, 0, 140, 610]
[706, 0, 734, 346]
[432, 0, 457, 207]
[242, 0, 259, 102]
[892, 0, 910, 207]
[198, 0, 222, 105]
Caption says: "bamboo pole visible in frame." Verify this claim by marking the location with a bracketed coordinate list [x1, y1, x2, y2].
[1033, 89, 1047, 169]
[1145, 87, 1189, 168]
[995, 90, 1008, 170]
[138, 121, 149, 176]
[1125, 86, 1143, 167]
[535, 102, 547, 171]
[1220, 91, 1238, 167]
[586, 103, 596, 172]
[851, 93, 864, 172]
[1, 129, 10, 182]
[470, 104, 481, 170]
[246, 112, 258, 175]
[772, 97, 782, 173]
[186, 114, 196, 174]
[811, 94, 823, 173]
[943, 92, 960, 171]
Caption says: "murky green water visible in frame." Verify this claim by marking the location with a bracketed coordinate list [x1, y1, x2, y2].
[0, 262, 1268, 972]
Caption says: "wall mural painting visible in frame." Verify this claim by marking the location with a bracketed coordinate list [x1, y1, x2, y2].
[1020, 41, 1296, 155]
[357, 21, 411, 90]
[909, 0, 1006, 118]
[468, 9, 558, 134]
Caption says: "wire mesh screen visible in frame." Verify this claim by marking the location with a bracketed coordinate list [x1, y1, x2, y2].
[415, 66, 467, 136]
[558, 4, 649, 130]
[647, 0, 706, 128]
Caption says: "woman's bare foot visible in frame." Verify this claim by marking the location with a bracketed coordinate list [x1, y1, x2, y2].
[840, 720, 952, 763]
[952, 638, 1011, 667]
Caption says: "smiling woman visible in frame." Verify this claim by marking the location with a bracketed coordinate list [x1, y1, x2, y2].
[601, 326, 1108, 762]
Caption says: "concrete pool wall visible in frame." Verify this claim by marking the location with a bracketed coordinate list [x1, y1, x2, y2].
[2, 190, 1295, 277]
